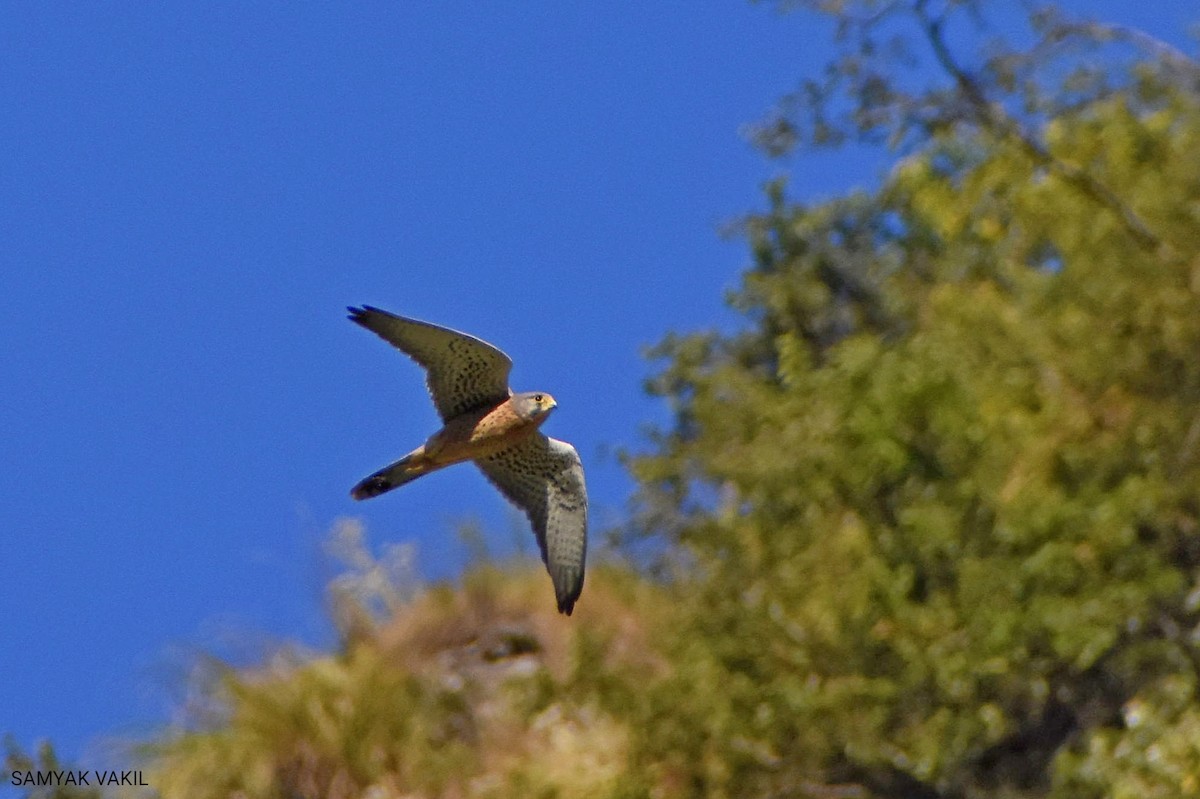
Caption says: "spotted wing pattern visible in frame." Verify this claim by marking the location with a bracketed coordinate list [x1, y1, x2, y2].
[347, 306, 514, 420]
[476, 434, 588, 615]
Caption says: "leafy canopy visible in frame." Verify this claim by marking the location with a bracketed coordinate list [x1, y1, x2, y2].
[627, 3, 1200, 798]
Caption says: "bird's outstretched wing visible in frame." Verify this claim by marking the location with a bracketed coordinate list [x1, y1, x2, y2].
[476, 434, 587, 615]
[348, 306, 513, 420]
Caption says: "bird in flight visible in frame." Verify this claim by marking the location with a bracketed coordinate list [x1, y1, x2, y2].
[347, 306, 588, 615]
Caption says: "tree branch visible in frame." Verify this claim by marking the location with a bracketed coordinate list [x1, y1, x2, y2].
[914, 1, 1170, 257]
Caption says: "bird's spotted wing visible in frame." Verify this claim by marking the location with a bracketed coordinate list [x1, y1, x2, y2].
[476, 435, 587, 615]
[348, 306, 513, 420]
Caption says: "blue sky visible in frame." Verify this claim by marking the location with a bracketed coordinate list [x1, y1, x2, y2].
[1, 0, 1191, 776]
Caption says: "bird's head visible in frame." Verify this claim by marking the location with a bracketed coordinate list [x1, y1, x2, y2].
[512, 391, 558, 423]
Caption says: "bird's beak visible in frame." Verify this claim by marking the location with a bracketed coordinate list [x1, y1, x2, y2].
[548, 398, 558, 410]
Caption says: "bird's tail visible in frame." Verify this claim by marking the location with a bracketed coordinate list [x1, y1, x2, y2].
[350, 448, 434, 500]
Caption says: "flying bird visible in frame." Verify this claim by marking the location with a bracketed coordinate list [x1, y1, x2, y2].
[346, 306, 588, 615]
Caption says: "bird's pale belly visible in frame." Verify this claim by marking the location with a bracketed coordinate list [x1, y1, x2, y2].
[423, 401, 540, 465]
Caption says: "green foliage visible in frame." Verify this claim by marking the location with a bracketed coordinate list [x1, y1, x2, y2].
[627, 14, 1200, 798]
[1055, 675, 1200, 798]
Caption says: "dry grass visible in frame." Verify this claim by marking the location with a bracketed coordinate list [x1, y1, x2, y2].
[144, 540, 670, 799]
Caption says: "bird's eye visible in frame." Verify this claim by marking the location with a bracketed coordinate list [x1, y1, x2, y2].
[534, 394, 543, 402]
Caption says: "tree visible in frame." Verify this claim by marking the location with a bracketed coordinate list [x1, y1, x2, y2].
[626, 3, 1200, 797]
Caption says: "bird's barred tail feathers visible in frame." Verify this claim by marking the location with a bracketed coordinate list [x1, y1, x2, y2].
[350, 451, 431, 500]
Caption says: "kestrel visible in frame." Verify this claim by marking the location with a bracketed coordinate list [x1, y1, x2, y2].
[347, 306, 588, 615]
